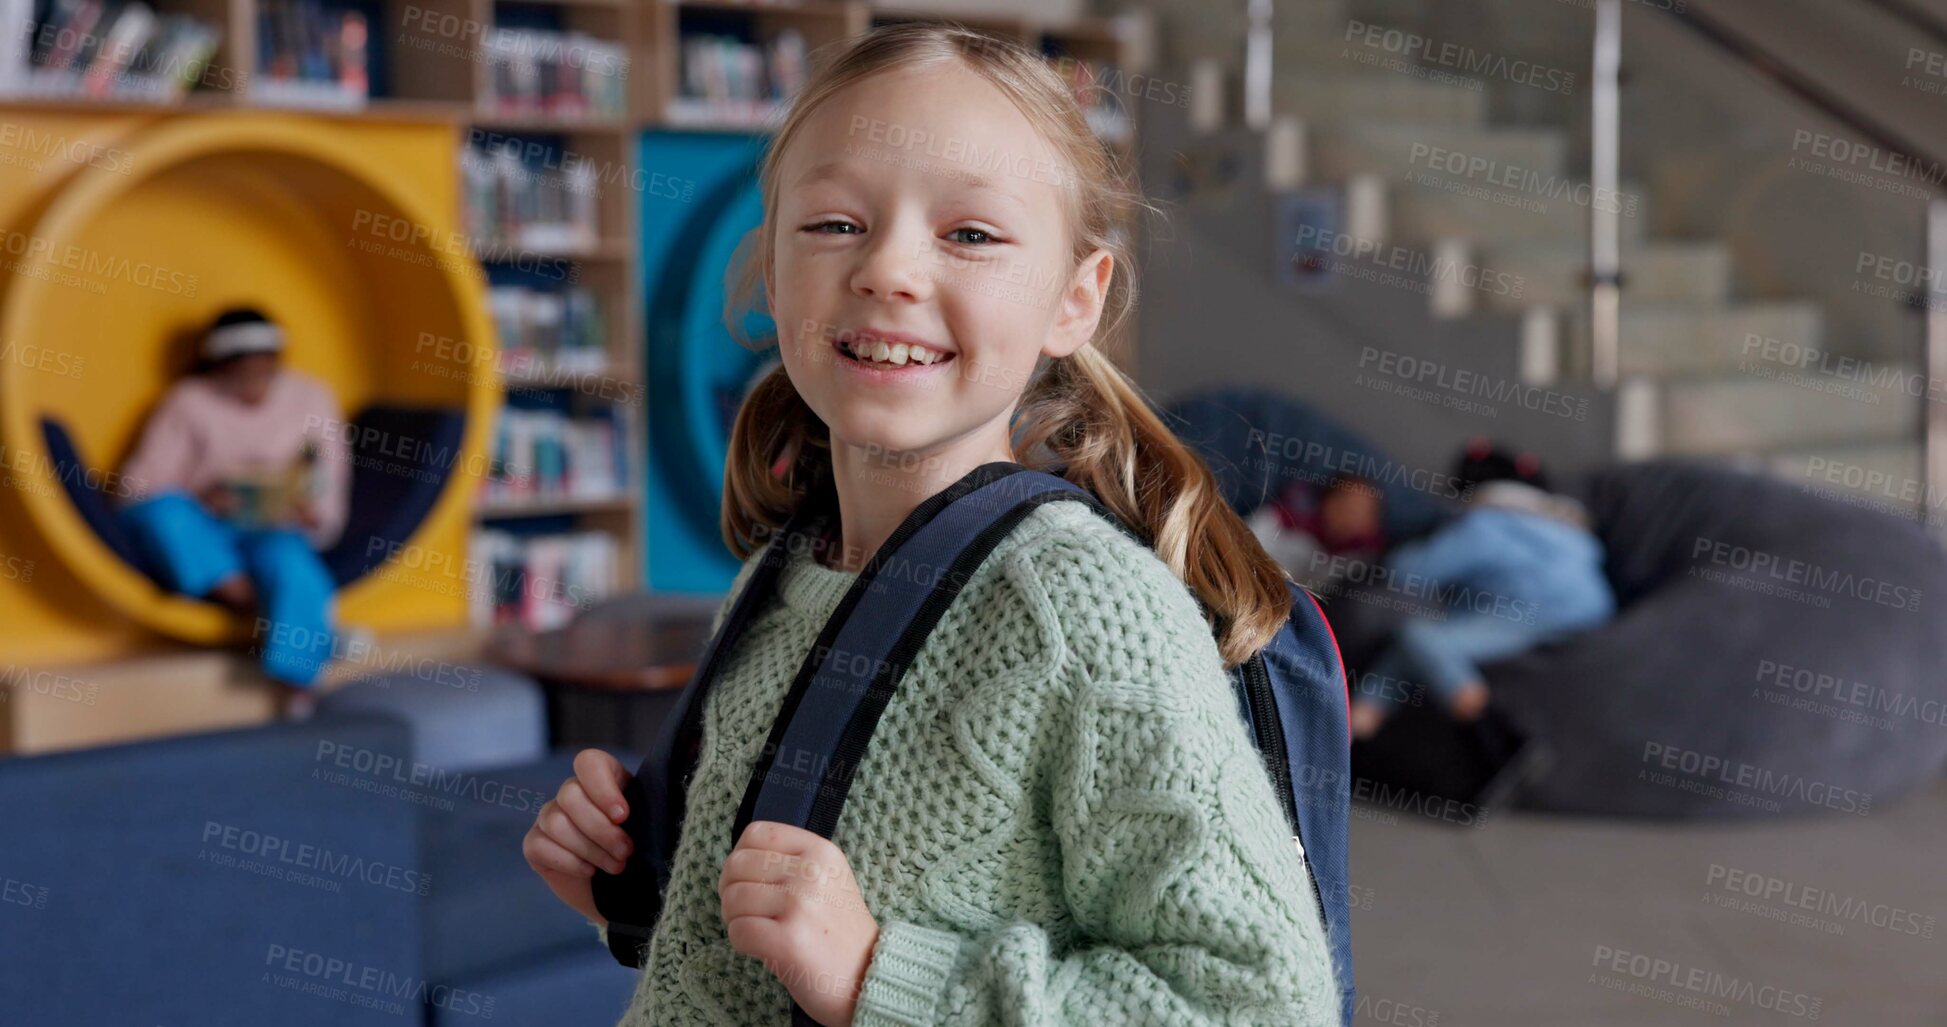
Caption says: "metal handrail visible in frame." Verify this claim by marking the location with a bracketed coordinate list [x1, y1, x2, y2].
[1590, 0, 1623, 390]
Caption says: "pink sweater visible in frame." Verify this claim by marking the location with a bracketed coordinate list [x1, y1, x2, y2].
[121, 371, 352, 549]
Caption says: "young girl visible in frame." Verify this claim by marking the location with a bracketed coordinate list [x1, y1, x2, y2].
[119, 307, 351, 688]
[524, 25, 1339, 1026]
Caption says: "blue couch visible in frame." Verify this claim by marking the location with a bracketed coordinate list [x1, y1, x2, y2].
[0, 679, 644, 1024]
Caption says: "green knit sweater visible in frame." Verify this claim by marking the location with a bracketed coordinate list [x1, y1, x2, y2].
[614, 500, 1338, 1026]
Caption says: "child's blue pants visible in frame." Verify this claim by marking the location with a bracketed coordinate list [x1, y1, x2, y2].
[121, 490, 337, 687]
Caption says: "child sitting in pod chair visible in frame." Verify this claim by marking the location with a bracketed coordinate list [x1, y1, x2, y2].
[118, 307, 354, 690]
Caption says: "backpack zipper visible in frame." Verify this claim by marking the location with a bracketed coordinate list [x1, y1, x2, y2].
[1241, 652, 1327, 923]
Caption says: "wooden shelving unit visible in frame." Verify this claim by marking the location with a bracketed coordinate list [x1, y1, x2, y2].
[0, 0, 1140, 625]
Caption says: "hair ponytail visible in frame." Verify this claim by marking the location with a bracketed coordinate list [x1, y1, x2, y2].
[1014, 344, 1293, 666]
[721, 362, 828, 556]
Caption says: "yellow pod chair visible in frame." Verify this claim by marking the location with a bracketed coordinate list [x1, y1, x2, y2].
[0, 112, 498, 659]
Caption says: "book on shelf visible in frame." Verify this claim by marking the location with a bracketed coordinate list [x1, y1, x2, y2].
[670, 28, 805, 125]
[470, 528, 618, 630]
[481, 406, 626, 506]
[485, 27, 626, 120]
[462, 136, 599, 253]
[254, 0, 366, 108]
[492, 284, 609, 380]
[3, 0, 221, 100]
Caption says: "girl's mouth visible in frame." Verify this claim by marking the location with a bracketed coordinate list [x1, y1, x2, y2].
[833, 334, 956, 371]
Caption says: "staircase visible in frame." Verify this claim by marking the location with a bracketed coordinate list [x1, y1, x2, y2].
[1132, 0, 1933, 517]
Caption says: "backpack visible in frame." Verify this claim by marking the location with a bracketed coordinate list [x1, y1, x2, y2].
[593, 462, 1356, 1026]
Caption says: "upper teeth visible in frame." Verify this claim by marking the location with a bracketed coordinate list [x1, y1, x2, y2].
[850, 339, 944, 365]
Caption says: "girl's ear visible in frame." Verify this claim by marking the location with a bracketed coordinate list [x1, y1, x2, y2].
[1046, 248, 1112, 359]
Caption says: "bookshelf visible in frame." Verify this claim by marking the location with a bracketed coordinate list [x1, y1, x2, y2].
[0, 0, 1141, 631]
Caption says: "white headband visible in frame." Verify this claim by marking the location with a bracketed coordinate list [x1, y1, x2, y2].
[203, 321, 284, 362]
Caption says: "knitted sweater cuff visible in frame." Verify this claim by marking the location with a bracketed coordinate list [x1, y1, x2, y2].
[852, 920, 967, 1027]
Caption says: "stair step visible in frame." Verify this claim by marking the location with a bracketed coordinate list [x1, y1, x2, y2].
[1476, 241, 1731, 310]
[1387, 174, 1650, 246]
[1562, 303, 1823, 376]
[1274, 72, 1489, 125]
[1654, 373, 1919, 456]
[1764, 441, 1931, 518]
[1308, 123, 1569, 181]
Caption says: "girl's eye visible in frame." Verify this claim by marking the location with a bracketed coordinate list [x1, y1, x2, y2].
[805, 220, 860, 235]
[946, 227, 997, 246]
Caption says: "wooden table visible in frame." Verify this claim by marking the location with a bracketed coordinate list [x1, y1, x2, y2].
[485, 593, 722, 751]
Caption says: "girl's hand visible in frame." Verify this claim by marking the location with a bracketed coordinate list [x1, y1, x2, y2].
[719, 821, 881, 1027]
[523, 748, 634, 925]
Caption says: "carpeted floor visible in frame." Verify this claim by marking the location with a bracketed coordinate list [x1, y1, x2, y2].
[1347, 782, 1947, 1024]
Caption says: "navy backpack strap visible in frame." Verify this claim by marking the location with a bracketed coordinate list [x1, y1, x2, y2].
[733, 462, 1101, 842]
[729, 463, 1102, 1027]
[1260, 583, 1355, 1026]
[592, 487, 834, 968]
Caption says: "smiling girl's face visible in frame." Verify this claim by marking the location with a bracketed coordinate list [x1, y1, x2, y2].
[768, 61, 1110, 466]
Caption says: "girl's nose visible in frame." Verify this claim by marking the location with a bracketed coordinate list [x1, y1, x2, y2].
[849, 230, 932, 304]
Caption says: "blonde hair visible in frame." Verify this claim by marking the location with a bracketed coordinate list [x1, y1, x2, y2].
[721, 22, 1291, 665]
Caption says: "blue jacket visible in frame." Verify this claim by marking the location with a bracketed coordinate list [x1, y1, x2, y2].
[1385, 502, 1615, 630]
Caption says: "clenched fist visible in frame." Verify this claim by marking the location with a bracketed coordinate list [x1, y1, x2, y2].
[719, 821, 881, 1027]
